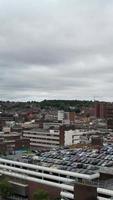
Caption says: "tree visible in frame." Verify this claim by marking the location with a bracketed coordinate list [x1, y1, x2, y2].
[33, 189, 49, 200]
[0, 178, 13, 199]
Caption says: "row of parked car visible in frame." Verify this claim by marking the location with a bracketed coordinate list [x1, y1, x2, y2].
[35, 144, 113, 174]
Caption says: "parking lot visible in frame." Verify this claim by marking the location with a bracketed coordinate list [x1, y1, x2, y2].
[32, 144, 113, 175]
[2, 144, 113, 175]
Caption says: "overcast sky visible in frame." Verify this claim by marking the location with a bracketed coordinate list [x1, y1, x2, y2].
[0, 0, 113, 101]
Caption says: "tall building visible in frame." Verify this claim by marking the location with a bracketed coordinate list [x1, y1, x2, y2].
[69, 112, 75, 124]
[94, 102, 113, 119]
[58, 110, 64, 121]
[94, 102, 106, 119]
[94, 102, 113, 129]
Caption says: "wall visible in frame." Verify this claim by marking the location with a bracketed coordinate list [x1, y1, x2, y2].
[28, 181, 61, 200]
[74, 183, 97, 200]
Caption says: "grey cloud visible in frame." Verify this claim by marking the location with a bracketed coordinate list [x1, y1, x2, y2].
[0, 0, 113, 101]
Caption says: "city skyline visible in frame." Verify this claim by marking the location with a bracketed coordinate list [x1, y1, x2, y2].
[0, 0, 113, 101]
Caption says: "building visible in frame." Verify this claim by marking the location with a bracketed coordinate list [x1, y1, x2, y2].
[58, 111, 76, 125]
[63, 112, 76, 125]
[0, 157, 99, 200]
[1, 145, 113, 199]
[23, 127, 105, 150]
[65, 129, 104, 146]
[94, 102, 106, 119]
[0, 131, 30, 153]
[23, 127, 65, 150]
[43, 121, 62, 129]
[94, 102, 113, 129]
[95, 102, 113, 120]
[58, 110, 64, 121]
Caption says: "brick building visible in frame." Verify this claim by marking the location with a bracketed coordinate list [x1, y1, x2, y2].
[0, 131, 30, 153]
[95, 102, 113, 129]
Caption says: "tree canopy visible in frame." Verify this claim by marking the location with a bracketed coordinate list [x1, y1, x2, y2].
[39, 99, 93, 110]
[0, 178, 13, 199]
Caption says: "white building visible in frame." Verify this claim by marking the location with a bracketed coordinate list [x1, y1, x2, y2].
[64, 129, 102, 146]
[58, 110, 64, 121]
[64, 130, 83, 146]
